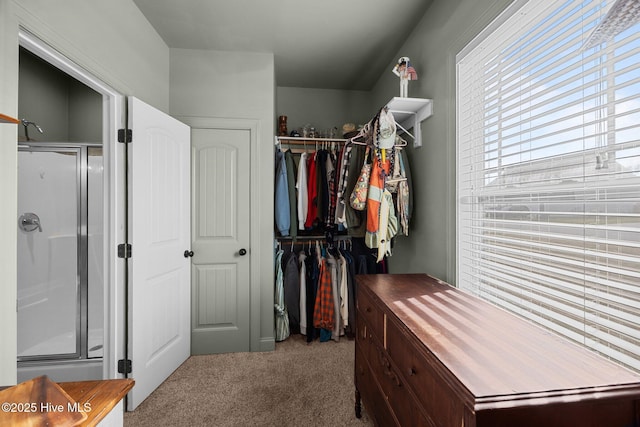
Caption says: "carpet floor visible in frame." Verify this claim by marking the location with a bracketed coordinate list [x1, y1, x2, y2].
[123, 335, 374, 426]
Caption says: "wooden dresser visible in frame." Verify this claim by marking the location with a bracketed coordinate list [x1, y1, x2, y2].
[354, 274, 640, 427]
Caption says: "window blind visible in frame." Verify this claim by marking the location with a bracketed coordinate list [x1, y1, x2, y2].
[457, 0, 640, 372]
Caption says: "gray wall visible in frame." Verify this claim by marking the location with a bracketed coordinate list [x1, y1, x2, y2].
[169, 48, 276, 350]
[0, 0, 170, 385]
[68, 79, 103, 143]
[276, 87, 372, 137]
[19, 48, 102, 142]
[369, 0, 516, 283]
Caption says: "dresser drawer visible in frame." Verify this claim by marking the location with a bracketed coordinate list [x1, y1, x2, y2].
[355, 347, 396, 427]
[356, 314, 375, 367]
[368, 335, 436, 427]
[357, 286, 384, 339]
[385, 316, 463, 427]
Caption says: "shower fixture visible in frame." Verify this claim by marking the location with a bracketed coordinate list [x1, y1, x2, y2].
[18, 212, 42, 232]
[21, 118, 43, 141]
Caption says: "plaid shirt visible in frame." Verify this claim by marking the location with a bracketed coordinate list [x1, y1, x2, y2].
[313, 258, 335, 330]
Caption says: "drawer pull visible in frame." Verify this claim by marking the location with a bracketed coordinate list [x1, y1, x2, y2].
[408, 367, 416, 376]
[378, 349, 402, 387]
[386, 369, 402, 387]
[366, 306, 372, 313]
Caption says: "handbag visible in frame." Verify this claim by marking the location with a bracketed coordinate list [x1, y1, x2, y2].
[350, 147, 371, 211]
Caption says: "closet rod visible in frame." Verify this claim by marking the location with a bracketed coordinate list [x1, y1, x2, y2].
[275, 136, 348, 145]
[276, 238, 352, 249]
[277, 235, 351, 241]
[279, 239, 326, 246]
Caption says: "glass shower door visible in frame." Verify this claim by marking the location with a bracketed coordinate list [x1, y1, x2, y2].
[17, 147, 82, 360]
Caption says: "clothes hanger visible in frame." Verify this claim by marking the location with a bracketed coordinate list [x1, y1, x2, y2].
[394, 135, 408, 147]
[349, 133, 368, 146]
[385, 176, 408, 184]
[349, 122, 371, 146]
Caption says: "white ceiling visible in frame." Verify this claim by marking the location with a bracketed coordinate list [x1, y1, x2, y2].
[132, 0, 432, 90]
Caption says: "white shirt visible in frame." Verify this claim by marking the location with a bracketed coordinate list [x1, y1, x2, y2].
[296, 152, 308, 230]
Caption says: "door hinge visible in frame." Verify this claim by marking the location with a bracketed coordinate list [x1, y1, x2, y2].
[118, 128, 132, 143]
[118, 243, 132, 259]
[118, 359, 132, 374]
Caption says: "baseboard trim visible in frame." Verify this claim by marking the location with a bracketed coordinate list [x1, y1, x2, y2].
[256, 337, 275, 352]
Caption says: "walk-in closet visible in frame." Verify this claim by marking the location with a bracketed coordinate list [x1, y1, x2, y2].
[273, 100, 432, 343]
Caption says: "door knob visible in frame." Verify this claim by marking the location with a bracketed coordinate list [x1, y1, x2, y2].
[239, 248, 247, 256]
[184, 250, 194, 258]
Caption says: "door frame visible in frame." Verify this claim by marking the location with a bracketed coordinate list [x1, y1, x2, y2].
[18, 29, 126, 380]
[176, 116, 261, 351]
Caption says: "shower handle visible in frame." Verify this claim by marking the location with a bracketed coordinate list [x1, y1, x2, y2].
[19, 212, 42, 232]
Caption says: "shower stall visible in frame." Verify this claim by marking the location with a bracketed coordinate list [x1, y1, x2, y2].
[17, 143, 104, 382]
[16, 44, 107, 383]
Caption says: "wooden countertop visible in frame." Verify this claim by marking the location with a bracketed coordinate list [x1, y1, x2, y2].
[0, 377, 134, 427]
[0, 113, 20, 124]
[57, 379, 134, 426]
[357, 273, 640, 409]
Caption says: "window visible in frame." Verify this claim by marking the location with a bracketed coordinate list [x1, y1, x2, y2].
[457, 0, 640, 372]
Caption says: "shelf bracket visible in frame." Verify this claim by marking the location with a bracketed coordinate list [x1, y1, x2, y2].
[386, 97, 433, 148]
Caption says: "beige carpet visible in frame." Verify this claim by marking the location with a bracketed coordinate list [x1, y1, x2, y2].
[124, 335, 373, 426]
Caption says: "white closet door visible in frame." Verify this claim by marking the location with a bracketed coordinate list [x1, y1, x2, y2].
[127, 97, 191, 410]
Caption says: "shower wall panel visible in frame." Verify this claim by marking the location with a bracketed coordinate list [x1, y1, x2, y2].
[17, 149, 79, 358]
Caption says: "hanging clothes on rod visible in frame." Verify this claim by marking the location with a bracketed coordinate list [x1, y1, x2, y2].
[285, 148, 298, 239]
[274, 106, 413, 261]
[344, 107, 413, 247]
[274, 144, 291, 237]
[274, 248, 290, 342]
[273, 236, 384, 344]
[277, 137, 349, 235]
[297, 151, 309, 232]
